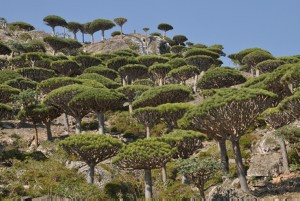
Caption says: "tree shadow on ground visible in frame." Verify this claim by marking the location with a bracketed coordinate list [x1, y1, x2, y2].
[252, 175, 300, 198]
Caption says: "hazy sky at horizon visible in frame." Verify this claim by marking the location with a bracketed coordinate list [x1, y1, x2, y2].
[1, 0, 300, 66]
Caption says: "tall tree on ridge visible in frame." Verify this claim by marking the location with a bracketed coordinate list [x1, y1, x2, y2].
[114, 17, 127, 38]
[157, 23, 173, 39]
[43, 15, 67, 36]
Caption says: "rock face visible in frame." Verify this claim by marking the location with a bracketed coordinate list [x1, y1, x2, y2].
[251, 130, 280, 154]
[247, 153, 284, 177]
[66, 160, 112, 188]
[208, 178, 256, 200]
[83, 33, 168, 55]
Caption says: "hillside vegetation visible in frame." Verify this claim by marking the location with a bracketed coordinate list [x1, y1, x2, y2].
[0, 16, 299, 200]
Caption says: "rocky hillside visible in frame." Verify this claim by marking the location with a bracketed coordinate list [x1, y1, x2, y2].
[0, 29, 168, 56]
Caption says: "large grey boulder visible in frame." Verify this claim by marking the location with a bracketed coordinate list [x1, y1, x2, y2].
[247, 153, 284, 177]
[251, 130, 280, 154]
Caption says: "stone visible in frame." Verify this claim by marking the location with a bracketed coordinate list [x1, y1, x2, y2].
[247, 153, 284, 177]
[251, 131, 280, 154]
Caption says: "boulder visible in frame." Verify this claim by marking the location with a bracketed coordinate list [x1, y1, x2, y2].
[247, 153, 284, 177]
[251, 130, 280, 154]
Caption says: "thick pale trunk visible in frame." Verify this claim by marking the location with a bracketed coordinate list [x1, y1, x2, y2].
[218, 139, 229, 174]
[45, 122, 53, 141]
[128, 102, 133, 114]
[75, 117, 81, 134]
[34, 123, 39, 148]
[122, 78, 126, 86]
[231, 139, 250, 193]
[73, 32, 77, 40]
[255, 69, 260, 77]
[250, 68, 254, 77]
[278, 137, 289, 173]
[144, 169, 152, 200]
[159, 78, 163, 86]
[193, 74, 198, 93]
[87, 164, 95, 183]
[162, 165, 167, 183]
[146, 126, 150, 138]
[97, 112, 105, 134]
[288, 83, 293, 93]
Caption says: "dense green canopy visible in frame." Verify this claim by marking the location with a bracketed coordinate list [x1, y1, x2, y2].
[0, 103, 12, 120]
[37, 77, 82, 94]
[17, 67, 56, 82]
[84, 66, 119, 80]
[133, 84, 192, 108]
[0, 84, 20, 103]
[197, 67, 246, 89]
[113, 138, 174, 169]
[168, 65, 199, 84]
[8, 21, 35, 31]
[162, 129, 206, 159]
[5, 77, 37, 91]
[77, 73, 120, 88]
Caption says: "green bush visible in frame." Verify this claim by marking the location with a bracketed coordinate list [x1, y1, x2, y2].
[81, 119, 98, 131]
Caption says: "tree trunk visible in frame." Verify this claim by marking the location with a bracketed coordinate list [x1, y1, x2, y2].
[288, 83, 293, 93]
[250, 68, 254, 77]
[159, 78, 163, 86]
[193, 74, 198, 93]
[63, 27, 66, 38]
[64, 113, 70, 133]
[278, 137, 290, 173]
[73, 32, 77, 40]
[101, 30, 105, 41]
[97, 112, 105, 134]
[181, 174, 188, 184]
[128, 102, 133, 114]
[255, 69, 260, 77]
[34, 123, 39, 148]
[75, 117, 81, 134]
[162, 165, 167, 183]
[218, 139, 229, 174]
[231, 139, 250, 193]
[91, 34, 94, 43]
[52, 27, 55, 36]
[45, 122, 53, 141]
[198, 185, 206, 201]
[122, 78, 126, 86]
[82, 33, 85, 43]
[146, 126, 150, 138]
[121, 26, 123, 38]
[87, 163, 95, 183]
[144, 169, 152, 200]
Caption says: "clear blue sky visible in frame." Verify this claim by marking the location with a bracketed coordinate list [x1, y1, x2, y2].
[2, 0, 300, 66]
